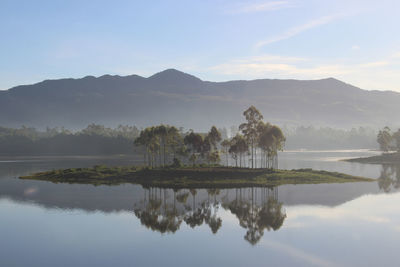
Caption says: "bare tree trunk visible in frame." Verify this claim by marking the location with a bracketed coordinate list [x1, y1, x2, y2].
[255, 147, 257, 169]
[276, 154, 279, 169]
[163, 139, 166, 167]
[251, 140, 254, 168]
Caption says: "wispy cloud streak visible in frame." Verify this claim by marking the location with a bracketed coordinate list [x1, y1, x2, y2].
[255, 13, 347, 48]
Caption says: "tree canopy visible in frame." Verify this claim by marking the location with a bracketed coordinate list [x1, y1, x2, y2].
[134, 106, 285, 169]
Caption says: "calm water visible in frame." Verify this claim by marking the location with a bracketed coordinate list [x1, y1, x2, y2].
[1, 151, 400, 267]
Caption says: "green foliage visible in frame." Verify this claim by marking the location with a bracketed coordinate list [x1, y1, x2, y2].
[229, 134, 248, 167]
[1, 106, 286, 169]
[21, 166, 373, 187]
[184, 131, 203, 166]
[377, 126, 392, 152]
[239, 105, 264, 168]
[171, 158, 182, 168]
[373, 126, 400, 153]
[392, 129, 400, 152]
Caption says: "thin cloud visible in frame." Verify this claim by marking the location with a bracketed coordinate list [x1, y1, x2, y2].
[227, 1, 294, 14]
[208, 54, 400, 91]
[359, 61, 389, 68]
[210, 58, 391, 77]
[255, 13, 347, 48]
[233, 54, 308, 63]
[209, 55, 348, 77]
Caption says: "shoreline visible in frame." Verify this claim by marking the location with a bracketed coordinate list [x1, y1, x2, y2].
[343, 152, 400, 164]
[20, 166, 374, 188]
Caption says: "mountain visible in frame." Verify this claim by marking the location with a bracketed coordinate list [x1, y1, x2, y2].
[1, 69, 400, 130]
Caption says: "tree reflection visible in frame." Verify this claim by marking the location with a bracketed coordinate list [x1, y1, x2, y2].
[134, 187, 182, 233]
[377, 164, 400, 192]
[222, 187, 286, 245]
[133, 186, 286, 244]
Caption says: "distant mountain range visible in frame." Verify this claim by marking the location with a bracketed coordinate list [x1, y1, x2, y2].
[1, 69, 400, 130]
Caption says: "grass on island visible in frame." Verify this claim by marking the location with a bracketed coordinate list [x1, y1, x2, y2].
[344, 152, 400, 164]
[20, 165, 373, 188]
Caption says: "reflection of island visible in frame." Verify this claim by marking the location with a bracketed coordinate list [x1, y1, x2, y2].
[1, 160, 395, 245]
[133, 186, 285, 244]
[377, 165, 400, 192]
[223, 188, 285, 245]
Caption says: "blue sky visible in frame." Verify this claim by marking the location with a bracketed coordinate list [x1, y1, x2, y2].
[1, 0, 400, 91]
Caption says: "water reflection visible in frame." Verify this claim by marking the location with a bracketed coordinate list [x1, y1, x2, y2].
[0, 154, 399, 246]
[223, 188, 285, 245]
[377, 165, 400, 192]
[2, 154, 400, 266]
[133, 186, 285, 244]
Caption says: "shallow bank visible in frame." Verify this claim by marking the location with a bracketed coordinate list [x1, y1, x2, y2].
[344, 152, 400, 164]
[20, 166, 373, 188]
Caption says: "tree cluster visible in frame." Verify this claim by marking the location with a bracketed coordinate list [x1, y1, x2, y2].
[228, 106, 285, 168]
[377, 127, 400, 152]
[134, 125, 222, 167]
[134, 106, 286, 169]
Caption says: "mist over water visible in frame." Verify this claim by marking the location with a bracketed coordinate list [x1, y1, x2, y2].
[1, 150, 399, 266]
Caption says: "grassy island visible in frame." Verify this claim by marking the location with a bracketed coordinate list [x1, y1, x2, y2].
[345, 152, 400, 164]
[20, 166, 373, 188]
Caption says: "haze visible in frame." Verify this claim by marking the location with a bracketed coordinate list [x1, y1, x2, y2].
[2, 2, 400, 267]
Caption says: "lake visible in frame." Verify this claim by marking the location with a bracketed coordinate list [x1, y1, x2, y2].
[1, 150, 400, 267]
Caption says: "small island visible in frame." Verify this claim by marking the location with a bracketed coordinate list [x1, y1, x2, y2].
[345, 127, 400, 164]
[345, 152, 400, 164]
[20, 166, 372, 188]
[20, 106, 374, 187]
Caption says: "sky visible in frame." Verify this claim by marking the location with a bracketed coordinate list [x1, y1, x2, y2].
[1, 0, 400, 91]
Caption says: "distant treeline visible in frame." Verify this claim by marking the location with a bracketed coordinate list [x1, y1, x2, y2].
[0, 122, 378, 156]
[283, 126, 377, 150]
[0, 124, 140, 155]
[0, 124, 228, 156]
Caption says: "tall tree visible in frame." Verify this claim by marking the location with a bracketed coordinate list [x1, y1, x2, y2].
[228, 142, 239, 167]
[184, 131, 203, 166]
[134, 127, 159, 167]
[239, 106, 263, 168]
[155, 125, 168, 167]
[167, 126, 184, 162]
[377, 126, 392, 152]
[203, 126, 222, 165]
[221, 139, 231, 166]
[229, 134, 248, 168]
[207, 126, 222, 150]
[392, 129, 400, 152]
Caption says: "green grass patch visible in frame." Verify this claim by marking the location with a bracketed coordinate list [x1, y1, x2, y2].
[20, 166, 373, 188]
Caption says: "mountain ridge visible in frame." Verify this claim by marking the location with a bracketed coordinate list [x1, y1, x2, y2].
[1, 69, 400, 130]
[5, 69, 372, 91]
